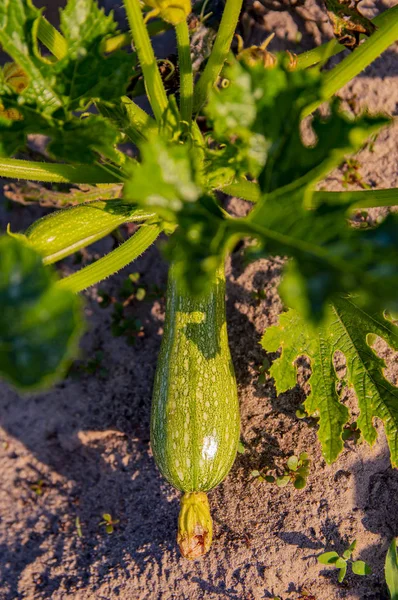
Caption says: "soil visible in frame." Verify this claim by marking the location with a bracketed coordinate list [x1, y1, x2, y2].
[1, 1, 398, 599]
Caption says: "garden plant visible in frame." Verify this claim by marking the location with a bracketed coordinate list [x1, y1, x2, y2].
[0, 0, 398, 561]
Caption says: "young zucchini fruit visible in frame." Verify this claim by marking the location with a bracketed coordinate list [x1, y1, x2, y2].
[151, 263, 240, 559]
[23, 200, 154, 264]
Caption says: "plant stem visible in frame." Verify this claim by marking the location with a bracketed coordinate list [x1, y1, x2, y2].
[57, 224, 161, 293]
[123, 0, 168, 122]
[218, 179, 398, 209]
[101, 21, 171, 53]
[0, 157, 120, 184]
[296, 6, 398, 70]
[175, 20, 193, 124]
[303, 4, 398, 116]
[193, 0, 243, 113]
[37, 16, 68, 60]
[296, 40, 342, 70]
[313, 187, 398, 208]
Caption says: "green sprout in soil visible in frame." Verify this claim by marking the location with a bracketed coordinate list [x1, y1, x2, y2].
[257, 358, 271, 385]
[318, 539, 372, 583]
[251, 469, 276, 484]
[341, 158, 370, 189]
[251, 453, 311, 489]
[75, 516, 83, 538]
[237, 440, 246, 454]
[99, 513, 120, 534]
[276, 453, 311, 490]
[342, 421, 361, 443]
[30, 479, 46, 496]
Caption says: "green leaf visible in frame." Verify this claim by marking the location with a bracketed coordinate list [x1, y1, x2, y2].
[261, 298, 398, 465]
[352, 560, 372, 576]
[296, 465, 310, 478]
[249, 190, 398, 319]
[336, 557, 347, 569]
[56, 0, 135, 110]
[318, 551, 339, 565]
[237, 440, 246, 454]
[205, 59, 387, 192]
[338, 562, 347, 583]
[287, 455, 299, 471]
[293, 475, 306, 489]
[0, 0, 62, 114]
[0, 0, 134, 115]
[205, 61, 268, 180]
[385, 538, 398, 600]
[276, 475, 290, 487]
[343, 539, 357, 559]
[0, 236, 83, 389]
[123, 136, 201, 222]
[0, 100, 122, 164]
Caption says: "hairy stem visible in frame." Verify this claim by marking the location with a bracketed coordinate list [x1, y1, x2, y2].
[193, 0, 244, 113]
[57, 224, 161, 293]
[175, 20, 193, 124]
[0, 157, 119, 184]
[123, 0, 168, 122]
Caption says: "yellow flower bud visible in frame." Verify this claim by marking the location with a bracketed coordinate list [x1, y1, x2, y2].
[3, 63, 29, 94]
[0, 63, 28, 121]
[144, 0, 191, 25]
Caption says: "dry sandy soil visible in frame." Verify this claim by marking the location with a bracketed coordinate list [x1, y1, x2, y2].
[1, 1, 398, 599]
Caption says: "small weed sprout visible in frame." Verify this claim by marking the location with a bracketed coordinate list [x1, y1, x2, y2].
[276, 453, 311, 490]
[251, 453, 311, 489]
[30, 479, 46, 496]
[318, 539, 372, 583]
[237, 440, 246, 454]
[342, 421, 361, 443]
[75, 516, 83, 538]
[99, 513, 120, 534]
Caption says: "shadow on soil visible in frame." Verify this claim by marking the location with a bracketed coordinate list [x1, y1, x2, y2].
[1, 246, 397, 599]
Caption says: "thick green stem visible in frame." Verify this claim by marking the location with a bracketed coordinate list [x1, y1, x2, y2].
[175, 20, 193, 123]
[57, 224, 161, 293]
[218, 180, 398, 209]
[0, 157, 119, 184]
[193, 0, 243, 113]
[303, 4, 398, 116]
[313, 187, 398, 208]
[123, 0, 168, 122]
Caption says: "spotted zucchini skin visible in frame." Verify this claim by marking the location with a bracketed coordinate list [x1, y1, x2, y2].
[151, 264, 240, 493]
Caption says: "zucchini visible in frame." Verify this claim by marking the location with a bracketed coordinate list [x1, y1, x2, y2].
[24, 200, 154, 264]
[151, 263, 240, 558]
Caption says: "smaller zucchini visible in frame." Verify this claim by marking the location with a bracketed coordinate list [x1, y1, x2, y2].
[24, 200, 154, 264]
